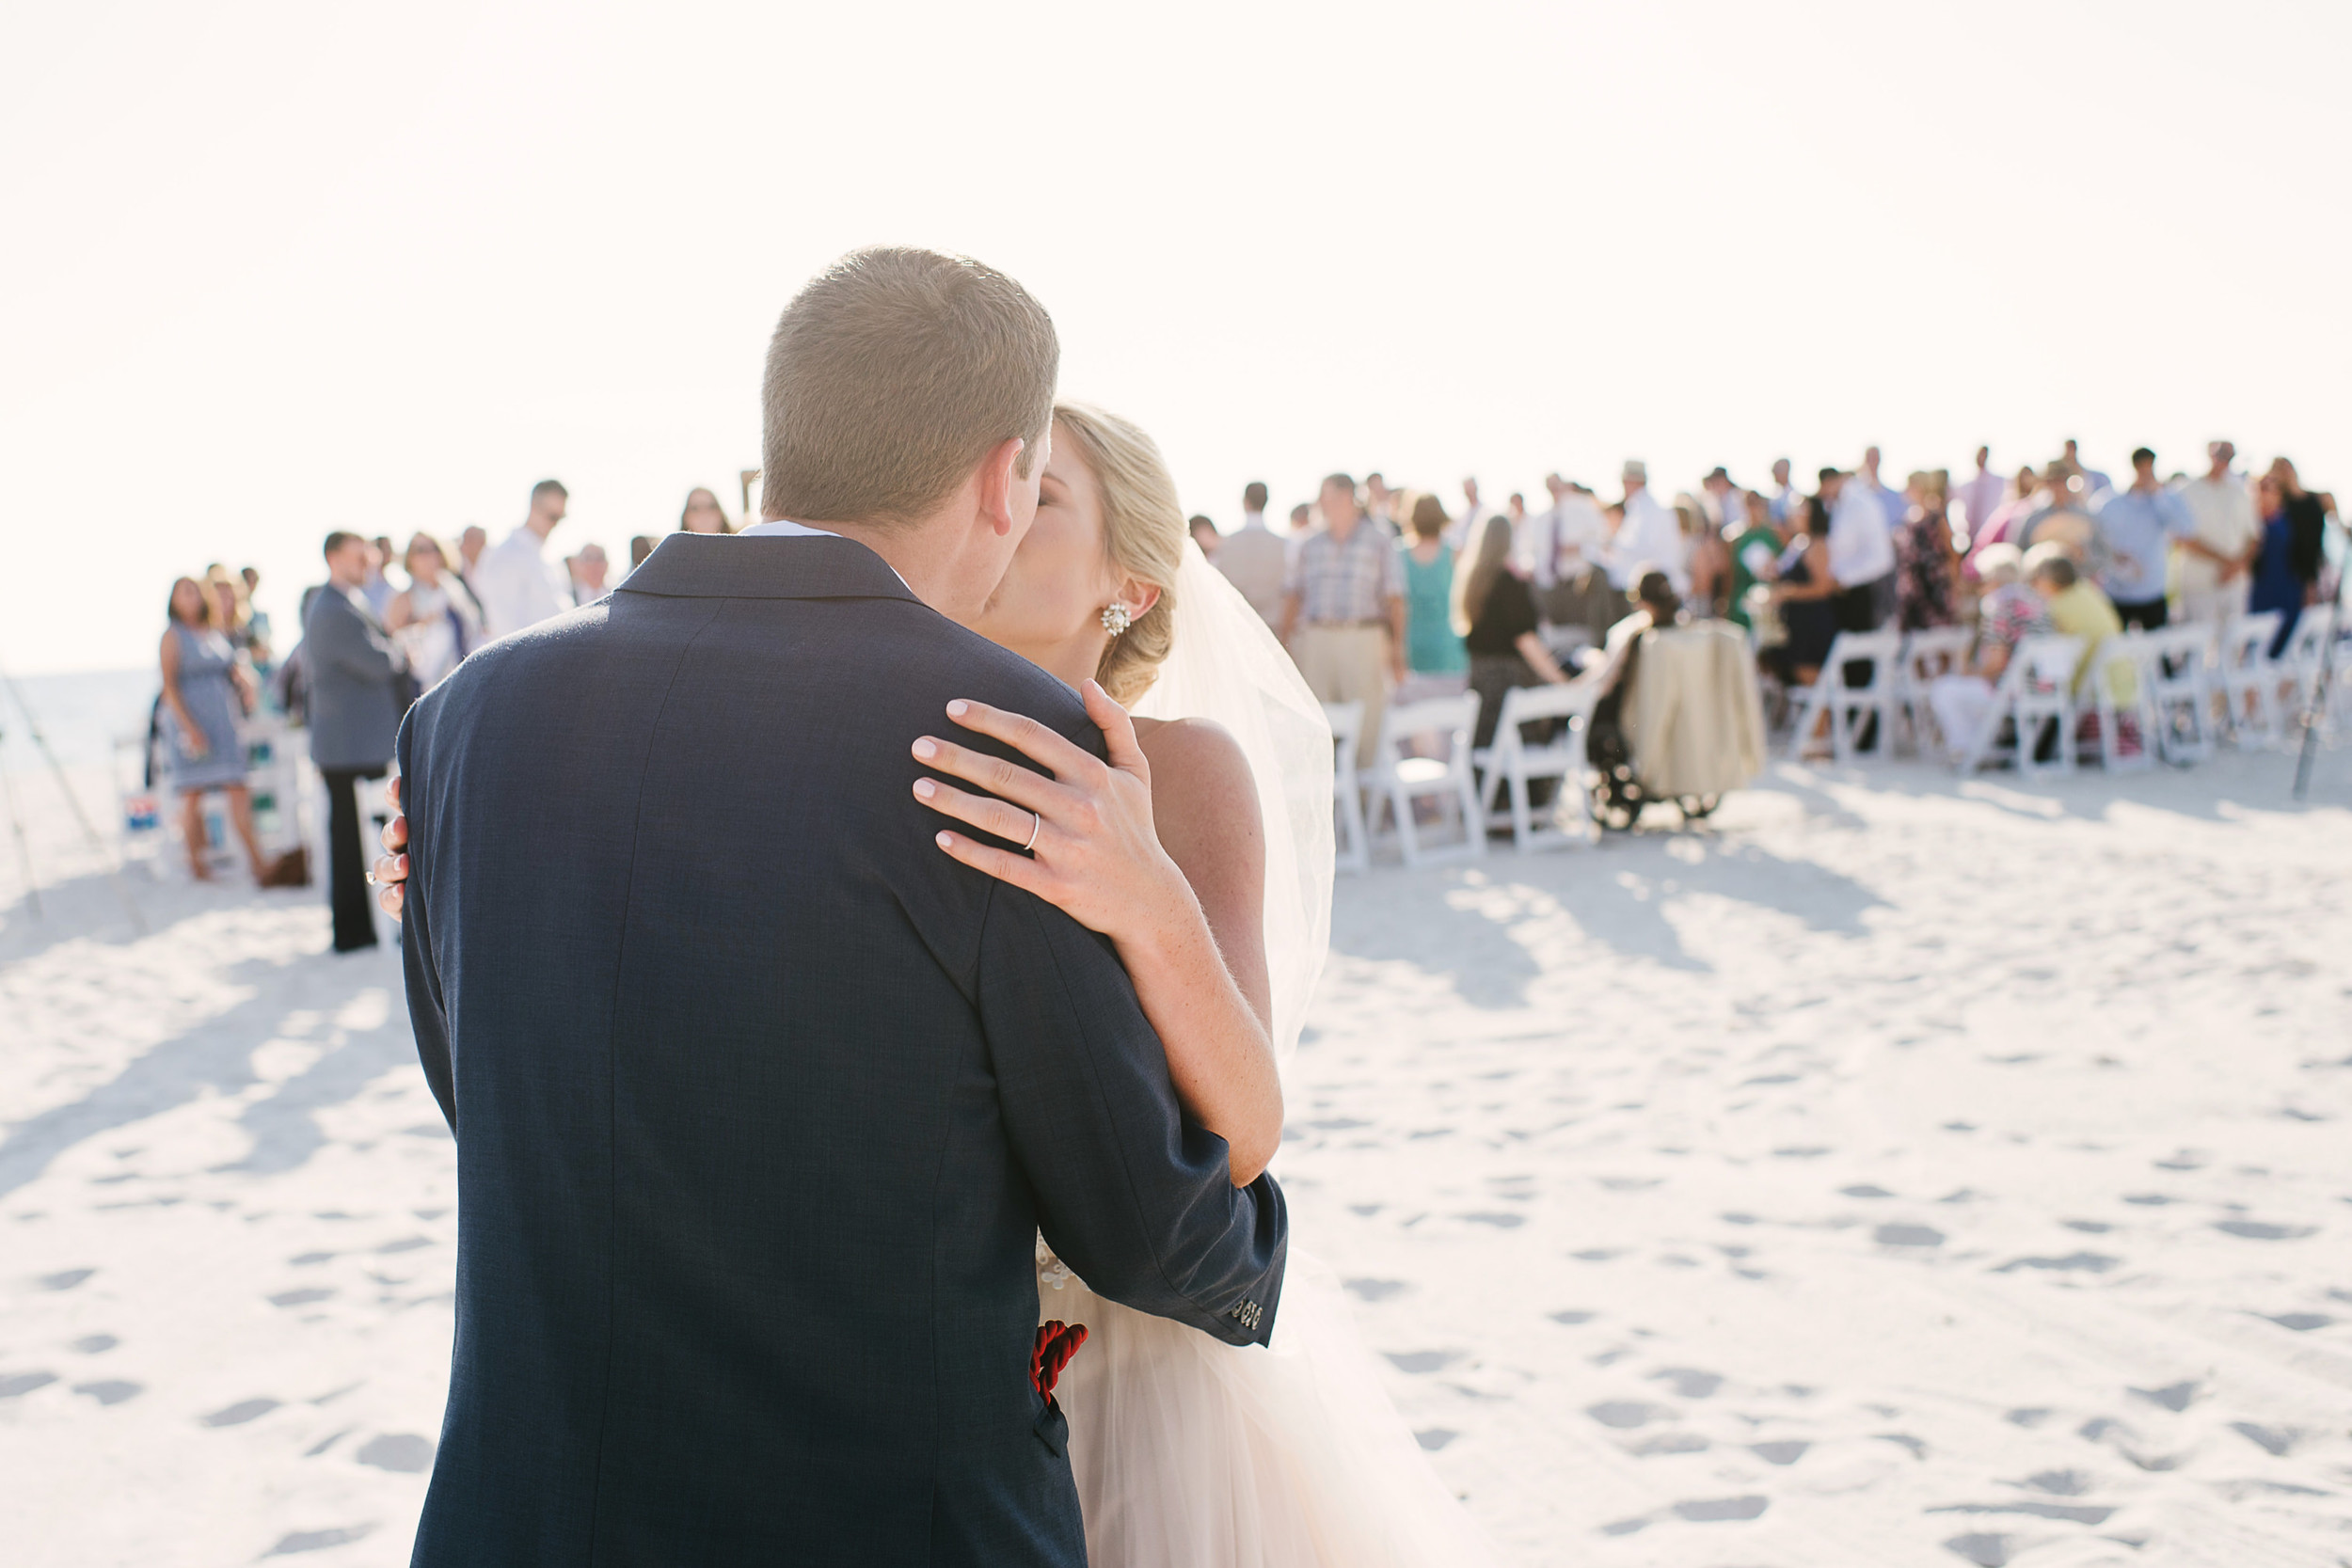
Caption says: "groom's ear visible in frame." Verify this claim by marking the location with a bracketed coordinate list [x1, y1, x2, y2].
[978, 436, 1030, 539]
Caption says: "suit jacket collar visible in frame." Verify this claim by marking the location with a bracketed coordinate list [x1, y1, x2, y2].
[616, 531, 922, 605]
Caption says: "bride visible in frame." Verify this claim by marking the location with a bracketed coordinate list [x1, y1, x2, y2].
[376, 404, 1495, 1566]
[924, 404, 1496, 1567]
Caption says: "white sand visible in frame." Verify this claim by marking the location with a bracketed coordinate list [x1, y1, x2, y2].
[3, 752, 2348, 1566]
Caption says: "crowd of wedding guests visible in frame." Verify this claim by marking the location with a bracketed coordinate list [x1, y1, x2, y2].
[155, 447, 2341, 939]
[153, 478, 743, 950]
[1194, 443, 2342, 761]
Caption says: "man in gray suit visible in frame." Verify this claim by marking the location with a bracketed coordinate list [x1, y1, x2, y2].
[304, 531, 408, 952]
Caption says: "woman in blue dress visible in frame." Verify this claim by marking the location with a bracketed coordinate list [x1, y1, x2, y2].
[2249, 463, 2333, 656]
[1399, 492, 1469, 684]
[160, 576, 269, 883]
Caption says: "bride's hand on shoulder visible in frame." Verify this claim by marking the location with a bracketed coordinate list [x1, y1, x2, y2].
[914, 680, 1195, 943]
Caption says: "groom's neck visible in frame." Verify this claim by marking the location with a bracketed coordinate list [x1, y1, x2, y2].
[771, 513, 985, 626]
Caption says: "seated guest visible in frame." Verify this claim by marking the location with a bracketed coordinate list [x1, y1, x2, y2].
[1400, 493, 1468, 687]
[2026, 544, 2132, 705]
[1578, 568, 1686, 704]
[160, 575, 271, 884]
[1452, 513, 1572, 748]
[1926, 544, 2054, 755]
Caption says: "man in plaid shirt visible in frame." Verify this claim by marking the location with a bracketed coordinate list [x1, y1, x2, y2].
[1279, 472, 1408, 749]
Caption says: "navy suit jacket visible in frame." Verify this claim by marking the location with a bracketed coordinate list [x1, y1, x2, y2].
[397, 532, 1287, 1566]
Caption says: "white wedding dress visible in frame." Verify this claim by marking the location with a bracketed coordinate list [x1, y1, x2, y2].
[1038, 544, 1499, 1567]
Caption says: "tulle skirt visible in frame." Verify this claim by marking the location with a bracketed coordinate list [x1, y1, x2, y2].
[1039, 1245, 1499, 1568]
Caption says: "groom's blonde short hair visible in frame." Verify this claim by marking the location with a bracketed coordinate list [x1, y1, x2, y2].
[761, 247, 1057, 529]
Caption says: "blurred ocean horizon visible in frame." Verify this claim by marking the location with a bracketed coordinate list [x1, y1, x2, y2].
[1, 667, 161, 776]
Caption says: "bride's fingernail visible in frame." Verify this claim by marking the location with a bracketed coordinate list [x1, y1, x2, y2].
[936, 832, 955, 848]
[946, 700, 969, 718]
[913, 738, 937, 760]
[914, 779, 935, 800]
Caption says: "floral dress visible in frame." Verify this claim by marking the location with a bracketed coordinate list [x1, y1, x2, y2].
[1894, 505, 1959, 629]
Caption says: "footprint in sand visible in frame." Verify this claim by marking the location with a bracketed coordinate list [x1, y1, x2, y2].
[354, 1433, 435, 1472]
[200, 1398, 281, 1427]
[1586, 1401, 1665, 1429]
[263, 1524, 376, 1557]
[2261, 1311, 2333, 1331]
[1414, 1428, 1455, 1451]
[1876, 1224, 1946, 1248]
[1648, 1368, 1723, 1399]
[1750, 1440, 1809, 1465]
[268, 1288, 336, 1307]
[1343, 1278, 1409, 1303]
[1672, 1496, 1767, 1522]
[1993, 1251, 2118, 1274]
[0, 1370, 59, 1398]
[2230, 1421, 2296, 1456]
[1383, 1351, 1463, 1374]
[2214, 1219, 2316, 1241]
[37, 1268, 94, 1291]
[73, 1380, 143, 1405]
[71, 1335, 119, 1354]
[2128, 1381, 2199, 1412]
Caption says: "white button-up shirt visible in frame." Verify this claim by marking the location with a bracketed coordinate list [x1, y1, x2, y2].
[472, 525, 575, 641]
[1827, 483, 1896, 587]
[2175, 473, 2261, 594]
[1608, 488, 1689, 593]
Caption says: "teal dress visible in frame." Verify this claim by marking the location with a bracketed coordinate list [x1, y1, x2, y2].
[1401, 546, 1468, 674]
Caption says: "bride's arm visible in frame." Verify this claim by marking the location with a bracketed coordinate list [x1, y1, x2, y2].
[914, 681, 1283, 1186]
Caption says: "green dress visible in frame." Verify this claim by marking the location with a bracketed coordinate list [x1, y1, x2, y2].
[1401, 546, 1467, 674]
[1725, 526, 1783, 629]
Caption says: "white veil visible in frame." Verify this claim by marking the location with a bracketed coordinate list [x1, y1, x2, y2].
[1131, 540, 1334, 1061]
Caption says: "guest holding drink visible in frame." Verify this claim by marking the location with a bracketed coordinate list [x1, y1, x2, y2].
[385, 533, 484, 690]
[160, 576, 271, 883]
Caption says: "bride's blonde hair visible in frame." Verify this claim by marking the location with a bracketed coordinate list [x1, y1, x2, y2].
[1052, 402, 1184, 705]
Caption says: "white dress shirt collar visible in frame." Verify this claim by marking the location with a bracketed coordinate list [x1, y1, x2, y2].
[738, 518, 912, 591]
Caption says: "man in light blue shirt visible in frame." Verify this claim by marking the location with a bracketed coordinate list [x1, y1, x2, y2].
[2092, 446, 2194, 629]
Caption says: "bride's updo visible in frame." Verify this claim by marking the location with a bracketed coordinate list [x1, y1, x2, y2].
[1053, 402, 1184, 705]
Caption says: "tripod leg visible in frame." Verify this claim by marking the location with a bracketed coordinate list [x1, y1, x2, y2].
[0, 753, 39, 918]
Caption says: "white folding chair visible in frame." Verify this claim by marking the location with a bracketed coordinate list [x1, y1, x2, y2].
[1957, 634, 2085, 779]
[1363, 693, 1486, 866]
[2140, 625, 2217, 765]
[1471, 683, 1598, 852]
[1784, 629, 1902, 762]
[2081, 632, 2156, 773]
[1323, 701, 1370, 875]
[2219, 611, 2285, 748]
[1895, 626, 1975, 759]
[2272, 613, 2330, 724]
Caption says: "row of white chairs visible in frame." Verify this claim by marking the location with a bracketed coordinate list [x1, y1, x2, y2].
[1324, 685, 1602, 873]
[1783, 610, 2341, 774]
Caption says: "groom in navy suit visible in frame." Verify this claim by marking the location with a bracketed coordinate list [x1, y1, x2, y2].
[395, 248, 1286, 1565]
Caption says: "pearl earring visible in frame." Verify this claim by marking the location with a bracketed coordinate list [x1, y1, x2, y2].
[1100, 603, 1131, 636]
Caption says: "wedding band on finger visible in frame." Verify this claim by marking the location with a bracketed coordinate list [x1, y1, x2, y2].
[1023, 811, 1041, 851]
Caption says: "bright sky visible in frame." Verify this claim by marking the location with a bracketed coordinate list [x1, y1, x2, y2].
[6, 0, 2347, 674]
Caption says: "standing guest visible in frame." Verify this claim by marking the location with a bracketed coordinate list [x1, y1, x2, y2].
[1765, 498, 1839, 689]
[1860, 446, 1906, 528]
[455, 525, 488, 583]
[1725, 489, 1783, 632]
[2251, 458, 2335, 655]
[628, 536, 657, 573]
[1216, 481, 1289, 626]
[679, 486, 734, 534]
[1701, 467, 1738, 531]
[1768, 457, 1800, 524]
[1894, 470, 1960, 629]
[305, 531, 410, 953]
[1819, 467, 1896, 630]
[1954, 446, 2004, 543]
[1400, 492, 1469, 685]
[1187, 515, 1221, 560]
[1926, 544, 2055, 756]
[159, 576, 271, 884]
[1534, 474, 1613, 632]
[1972, 466, 2044, 552]
[237, 565, 277, 674]
[1677, 495, 1729, 619]
[2091, 447, 2194, 629]
[568, 543, 612, 605]
[386, 533, 483, 690]
[1610, 460, 1689, 596]
[473, 479, 573, 640]
[1279, 471, 1407, 748]
[2177, 441, 2262, 632]
[1451, 513, 1572, 748]
[204, 563, 265, 664]
[1363, 472, 1398, 534]
[2063, 437, 2114, 498]
[361, 537, 399, 616]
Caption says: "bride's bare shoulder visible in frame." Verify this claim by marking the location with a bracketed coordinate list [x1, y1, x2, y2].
[1134, 717, 1261, 853]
